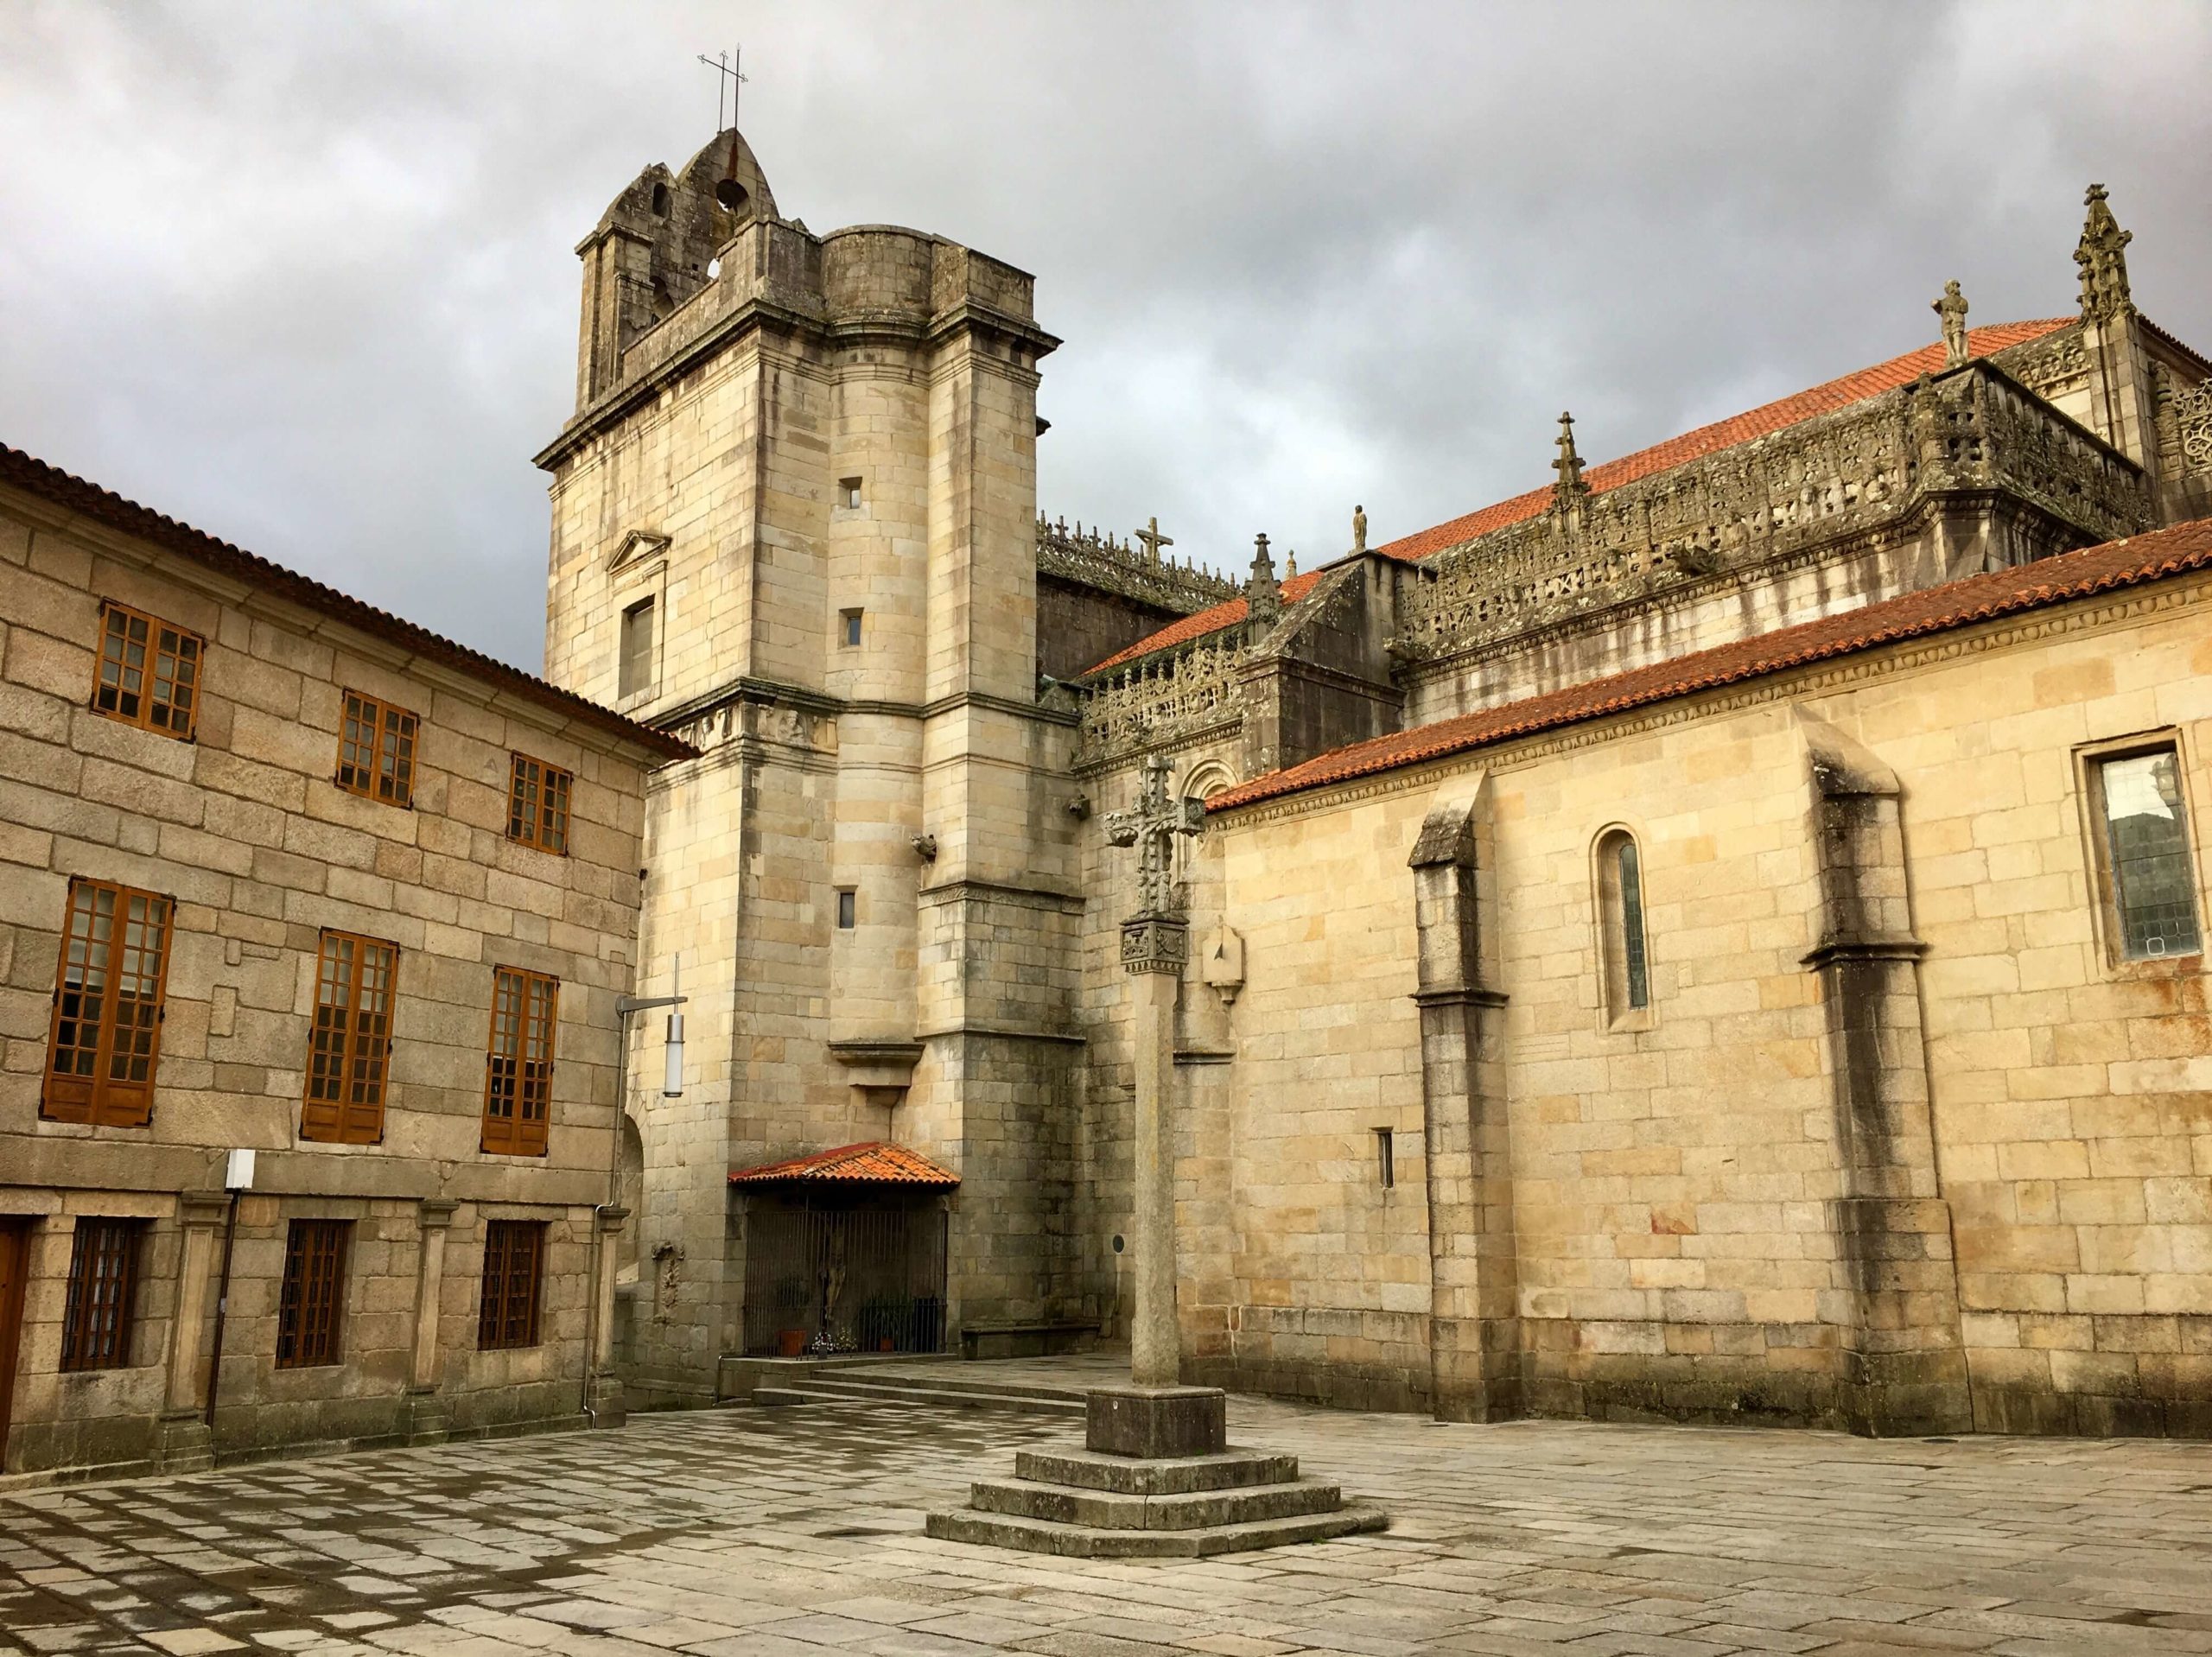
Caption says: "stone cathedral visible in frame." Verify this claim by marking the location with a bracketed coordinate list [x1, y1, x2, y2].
[544, 128, 2212, 1439]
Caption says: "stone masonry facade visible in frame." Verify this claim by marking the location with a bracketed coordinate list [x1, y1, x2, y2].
[0, 450, 681, 1481]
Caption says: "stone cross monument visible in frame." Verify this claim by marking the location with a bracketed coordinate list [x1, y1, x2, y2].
[929, 751, 1387, 1553]
[1104, 752, 1205, 1387]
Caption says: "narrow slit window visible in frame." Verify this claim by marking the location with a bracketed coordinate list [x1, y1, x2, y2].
[482, 968, 559, 1156]
[276, 1219, 348, 1368]
[335, 689, 418, 807]
[619, 597, 656, 700]
[60, 1218, 143, 1372]
[836, 889, 856, 930]
[2094, 746, 2203, 961]
[478, 1221, 546, 1349]
[1597, 828, 1651, 1019]
[840, 608, 863, 649]
[839, 477, 863, 510]
[507, 753, 573, 854]
[301, 931, 397, 1146]
[43, 878, 173, 1127]
[92, 601, 202, 740]
[1375, 1128, 1395, 1190]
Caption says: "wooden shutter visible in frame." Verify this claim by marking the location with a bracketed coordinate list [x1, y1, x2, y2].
[302, 932, 397, 1145]
[59, 1218, 143, 1371]
[483, 968, 558, 1156]
[43, 879, 172, 1127]
[477, 1221, 545, 1349]
[276, 1219, 348, 1368]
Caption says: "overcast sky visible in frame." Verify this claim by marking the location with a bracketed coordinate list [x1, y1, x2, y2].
[3, 3, 2207, 670]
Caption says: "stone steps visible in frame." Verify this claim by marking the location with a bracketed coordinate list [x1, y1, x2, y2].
[925, 1500, 1388, 1558]
[752, 1378, 1085, 1418]
[970, 1472, 1349, 1530]
[929, 1433, 1388, 1558]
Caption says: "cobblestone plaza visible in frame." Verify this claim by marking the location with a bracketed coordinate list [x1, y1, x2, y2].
[5, 1376, 2211, 1657]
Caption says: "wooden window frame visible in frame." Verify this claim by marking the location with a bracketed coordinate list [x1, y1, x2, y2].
[481, 968, 558, 1157]
[506, 753, 573, 855]
[276, 1218, 348, 1368]
[42, 878, 175, 1127]
[92, 600, 204, 740]
[59, 1218, 143, 1372]
[477, 1220, 546, 1349]
[301, 930, 398, 1146]
[334, 689, 419, 807]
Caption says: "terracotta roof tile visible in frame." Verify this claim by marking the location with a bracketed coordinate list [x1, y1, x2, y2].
[1083, 319, 2073, 676]
[1206, 514, 2212, 815]
[728, 1140, 961, 1187]
[0, 442, 696, 760]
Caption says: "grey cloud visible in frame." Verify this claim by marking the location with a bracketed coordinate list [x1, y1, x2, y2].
[3, 0, 2205, 668]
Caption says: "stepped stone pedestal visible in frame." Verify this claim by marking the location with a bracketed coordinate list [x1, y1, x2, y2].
[926, 1384, 1386, 1558]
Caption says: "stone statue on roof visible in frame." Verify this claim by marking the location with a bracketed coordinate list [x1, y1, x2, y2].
[1935, 280, 1969, 370]
[1352, 505, 1367, 555]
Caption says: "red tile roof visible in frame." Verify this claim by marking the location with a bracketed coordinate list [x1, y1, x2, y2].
[1083, 319, 2074, 676]
[1205, 515, 2212, 815]
[728, 1141, 961, 1187]
[0, 442, 696, 760]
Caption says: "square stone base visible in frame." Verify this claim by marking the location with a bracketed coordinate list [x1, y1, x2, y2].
[1085, 1385, 1225, 1459]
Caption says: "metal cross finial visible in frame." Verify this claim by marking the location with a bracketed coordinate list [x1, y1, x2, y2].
[1135, 517, 1174, 566]
[696, 46, 748, 131]
[1104, 754, 1205, 918]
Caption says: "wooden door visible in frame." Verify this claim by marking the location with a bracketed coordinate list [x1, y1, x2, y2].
[0, 1220, 29, 1470]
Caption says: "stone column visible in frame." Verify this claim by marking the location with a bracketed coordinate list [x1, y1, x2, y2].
[1123, 923, 1184, 1388]
[401, 1199, 456, 1445]
[1407, 775, 1521, 1423]
[588, 1205, 630, 1427]
[156, 1194, 228, 1473]
[1796, 712, 1970, 1436]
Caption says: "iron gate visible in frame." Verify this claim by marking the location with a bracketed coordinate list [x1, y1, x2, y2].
[741, 1192, 948, 1357]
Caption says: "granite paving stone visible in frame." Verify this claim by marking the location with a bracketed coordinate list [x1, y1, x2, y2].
[2, 1374, 2209, 1656]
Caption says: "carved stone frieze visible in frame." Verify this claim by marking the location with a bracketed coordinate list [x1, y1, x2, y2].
[2176, 377, 2212, 477]
[1076, 638, 1247, 764]
[1391, 361, 2152, 666]
[1036, 514, 1238, 614]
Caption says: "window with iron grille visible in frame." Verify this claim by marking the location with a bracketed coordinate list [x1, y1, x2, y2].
[60, 1218, 143, 1371]
[92, 601, 202, 740]
[334, 689, 418, 806]
[43, 879, 173, 1127]
[482, 968, 558, 1156]
[2093, 746, 2204, 962]
[506, 754, 572, 854]
[477, 1221, 545, 1349]
[301, 931, 397, 1145]
[276, 1219, 349, 1368]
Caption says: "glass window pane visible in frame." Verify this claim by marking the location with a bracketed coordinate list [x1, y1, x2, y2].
[2101, 751, 2202, 960]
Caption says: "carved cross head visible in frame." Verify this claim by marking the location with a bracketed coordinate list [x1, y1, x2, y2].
[1104, 753, 1205, 917]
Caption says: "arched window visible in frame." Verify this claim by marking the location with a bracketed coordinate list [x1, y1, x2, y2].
[1595, 828, 1650, 1021]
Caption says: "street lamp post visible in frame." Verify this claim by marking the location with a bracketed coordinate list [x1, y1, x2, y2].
[582, 958, 687, 1427]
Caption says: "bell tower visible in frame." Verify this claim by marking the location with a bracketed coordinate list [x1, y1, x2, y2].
[537, 128, 1081, 1406]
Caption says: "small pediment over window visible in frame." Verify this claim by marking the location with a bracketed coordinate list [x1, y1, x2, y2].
[608, 529, 671, 575]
